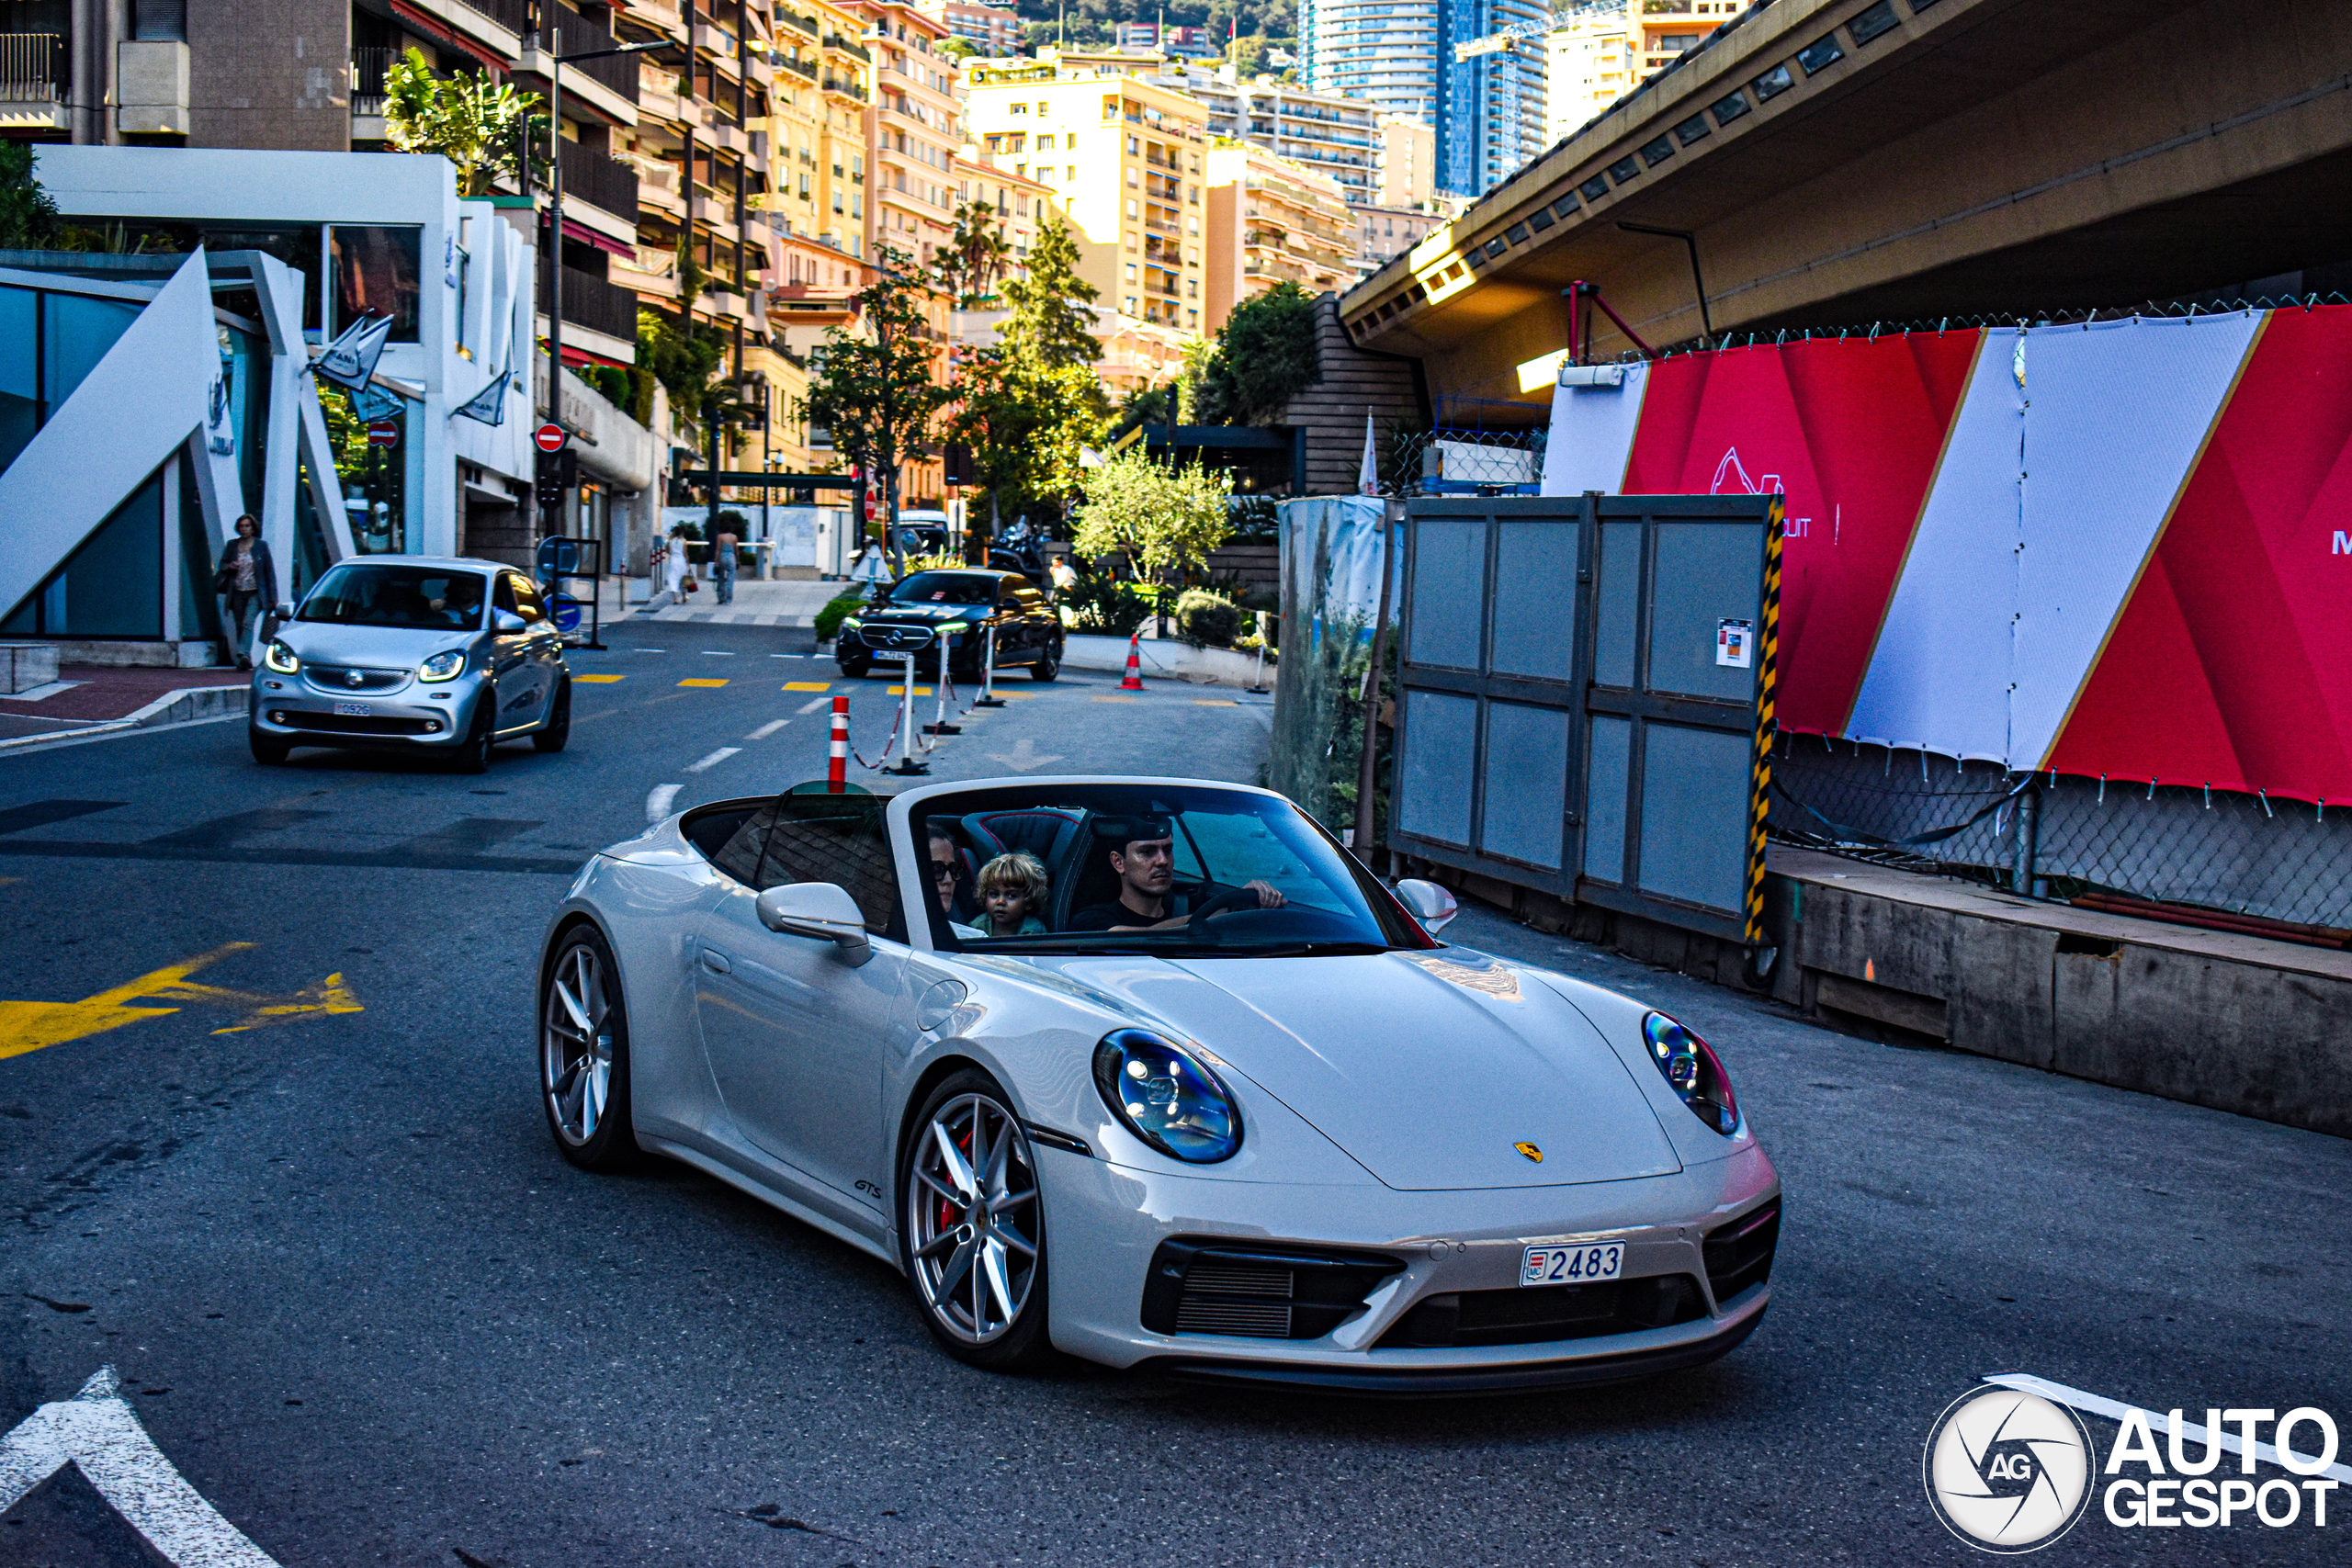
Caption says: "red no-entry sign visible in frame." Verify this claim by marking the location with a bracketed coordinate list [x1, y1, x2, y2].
[366, 421, 400, 448]
[533, 422, 569, 453]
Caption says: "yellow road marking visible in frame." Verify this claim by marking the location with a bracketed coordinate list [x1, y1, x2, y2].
[1091, 694, 1137, 704]
[886, 685, 933, 695]
[678, 678, 729, 688]
[995, 691, 1037, 700]
[0, 942, 366, 1061]
[573, 673, 624, 684]
[1192, 698, 1238, 706]
[782, 681, 831, 692]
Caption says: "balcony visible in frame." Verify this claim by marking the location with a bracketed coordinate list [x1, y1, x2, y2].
[351, 45, 393, 118]
[822, 33, 870, 63]
[526, 6, 639, 116]
[560, 141, 640, 226]
[776, 10, 820, 40]
[540, 258, 640, 348]
[628, 155, 685, 220]
[0, 32, 64, 126]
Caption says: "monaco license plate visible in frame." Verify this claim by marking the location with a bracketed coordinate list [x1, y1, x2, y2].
[1521, 1242, 1624, 1288]
[333, 702, 372, 716]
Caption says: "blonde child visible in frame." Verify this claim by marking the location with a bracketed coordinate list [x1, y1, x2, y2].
[973, 852, 1050, 937]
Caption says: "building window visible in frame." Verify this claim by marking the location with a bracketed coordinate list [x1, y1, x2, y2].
[328, 226, 423, 342]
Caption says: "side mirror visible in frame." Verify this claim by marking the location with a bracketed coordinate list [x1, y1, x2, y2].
[273, 601, 296, 622]
[492, 609, 527, 634]
[1395, 878, 1459, 935]
[755, 881, 873, 966]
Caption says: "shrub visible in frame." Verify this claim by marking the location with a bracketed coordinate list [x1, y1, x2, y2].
[815, 591, 869, 640]
[1175, 589, 1242, 649]
[1062, 571, 1153, 637]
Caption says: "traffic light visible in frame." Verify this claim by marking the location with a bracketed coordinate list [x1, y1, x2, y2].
[534, 446, 577, 507]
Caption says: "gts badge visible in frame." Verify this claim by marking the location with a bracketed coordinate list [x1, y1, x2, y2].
[1514, 1142, 1544, 1164]
[854, 1179, 884, 1199]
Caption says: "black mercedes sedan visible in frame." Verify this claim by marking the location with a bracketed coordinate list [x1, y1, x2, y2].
[836, 569, 1065, 682]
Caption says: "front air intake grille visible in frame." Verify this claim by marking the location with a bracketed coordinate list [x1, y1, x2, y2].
[274, 710, 440, 736]
[1703, 1200, 1781, 1304]
[302, 665, 410, 694]
[1142, 1238, 1403, 1341]
[1375, 1274, 1709, 1349]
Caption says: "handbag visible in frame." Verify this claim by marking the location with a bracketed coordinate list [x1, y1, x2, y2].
[683, 576, 698, 593]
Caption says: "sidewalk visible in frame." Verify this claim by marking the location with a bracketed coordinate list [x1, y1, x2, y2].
[0, 664, 250, 745]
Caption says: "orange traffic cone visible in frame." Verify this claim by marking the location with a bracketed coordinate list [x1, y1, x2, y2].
[1120, 631, 1145, 691]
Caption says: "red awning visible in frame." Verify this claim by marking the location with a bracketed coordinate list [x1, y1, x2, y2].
[389, 0, 510, 73]
[560, 218, 636, 259]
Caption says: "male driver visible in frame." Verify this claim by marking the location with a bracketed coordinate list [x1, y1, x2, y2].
[1067, 818, 1283, 931]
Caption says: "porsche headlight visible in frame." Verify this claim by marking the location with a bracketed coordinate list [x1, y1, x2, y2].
[417, 648, 468, 682]
[1642, 1011, 1739, 1136]
[263, 639, 300, 674]
[1092, 1028, 1242, 1163]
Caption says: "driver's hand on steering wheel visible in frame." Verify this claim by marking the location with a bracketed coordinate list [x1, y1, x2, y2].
[1244, 878, 1286, 908]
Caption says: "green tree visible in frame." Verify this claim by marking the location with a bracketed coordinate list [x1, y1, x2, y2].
[0, 143, 59, 250]
[997, 219, 1101, 371]
[934, 196, 1014, 310]
[1195, 280, 1318, 424]
[1072, 449, 1232, 627]
[800, 244, 954, 571]
[382, 47, 545, 197]
[947, 348, 1107, 555]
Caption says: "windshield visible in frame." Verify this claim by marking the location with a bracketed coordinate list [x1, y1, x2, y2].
[888, 571, 997, 607]
[298, 564, 486, 630]
[915, 784, 1435, 957]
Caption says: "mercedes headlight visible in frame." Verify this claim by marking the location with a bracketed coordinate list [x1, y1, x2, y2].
[1092, 1028, 1243, 1163]
[417, 648, 468, 682]
[263, 639, 300, 674]
[840, 615, 864, 630]
[1642, 1012, 1739, 1135]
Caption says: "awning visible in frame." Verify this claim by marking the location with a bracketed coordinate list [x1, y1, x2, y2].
[561, 219, 637, 259]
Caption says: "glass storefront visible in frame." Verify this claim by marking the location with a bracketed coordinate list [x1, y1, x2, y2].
[0, 469, 165, 638]
[329, 226, 423, 343]
[319, 390, 410, 555]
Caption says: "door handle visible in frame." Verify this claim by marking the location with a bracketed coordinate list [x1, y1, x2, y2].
[701, 949, 732, 974]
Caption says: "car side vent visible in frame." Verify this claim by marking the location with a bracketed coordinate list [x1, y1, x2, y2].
[1703, 1199, 1781, 1304]
[1141, 1238, 1404, 1341]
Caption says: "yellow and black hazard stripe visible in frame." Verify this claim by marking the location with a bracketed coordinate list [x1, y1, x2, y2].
[1744, 496, 1785, 945]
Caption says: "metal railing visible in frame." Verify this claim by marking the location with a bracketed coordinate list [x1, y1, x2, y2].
[351, 45, 393, 117]
[551, 8, 640, 102]
[559, 139, 640, 224]
[459, 0, 531, 35]
[540, 257, 640, 344]
[0, 32, 62, 101]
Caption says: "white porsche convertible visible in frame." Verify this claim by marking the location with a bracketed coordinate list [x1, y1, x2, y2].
[537, 776, 1781, 1393]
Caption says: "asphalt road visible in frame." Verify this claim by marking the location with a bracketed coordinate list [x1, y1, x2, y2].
[2, 615, 2346, 1567]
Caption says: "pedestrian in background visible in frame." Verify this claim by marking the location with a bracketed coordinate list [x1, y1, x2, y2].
[713, 520, 739, 606]
[212, 513, 276, 670]
[662, 529, 689, 606]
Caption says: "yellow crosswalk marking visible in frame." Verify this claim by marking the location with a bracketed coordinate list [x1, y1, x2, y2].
[678, 678, 729, 688]
[1091, 694, 1137, 704]
[0, 944, 364, 1061]
[782, 681, 831, 691]
[573, 673, 623, 683]
[1192, 698, 1238, 706]
[886, 685, 933, 695]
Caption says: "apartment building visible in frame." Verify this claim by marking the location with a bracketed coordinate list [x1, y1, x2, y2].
[918, 0, 1020, 57]
[964, 59, 1208, 391]
[1201, 144, 1352, 333]
[1157, 64, 1378, 209]
[1113, 21, 1216, 61]
[947, 151, 1054, 350]
[1637, 0, 1747, 77]
[1548, 7, 1637, 141]
[1376, 113, 1437, 209]
[1351, 202, 1445, 279]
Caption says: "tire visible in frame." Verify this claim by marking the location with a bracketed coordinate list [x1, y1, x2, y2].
[899, 1069, 1053, 1371]
[455, 698, 495, 774]
[532, 676, 571, 753]
[539, 924, 638, 1171]
[839, 660, 872, 680]
[248, 726, 289, 765]
[1027, 641, 1061, 682]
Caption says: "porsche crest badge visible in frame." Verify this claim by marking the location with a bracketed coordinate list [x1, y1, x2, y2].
[1514, 1142, 1543, 1163]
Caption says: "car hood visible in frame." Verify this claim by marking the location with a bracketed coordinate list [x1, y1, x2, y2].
[277, 622, 477, 666]
[1037, 948, 1682, 1190]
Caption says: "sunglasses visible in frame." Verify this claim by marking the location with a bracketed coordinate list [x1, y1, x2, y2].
[931, 860, 958, 882]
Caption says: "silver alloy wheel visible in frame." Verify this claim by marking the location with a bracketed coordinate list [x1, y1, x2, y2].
[906, 1092, 1041, 1344]
[542, 943, 613, 1145]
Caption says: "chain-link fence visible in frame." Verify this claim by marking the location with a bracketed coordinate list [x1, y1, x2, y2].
[1385, 427, 1547, 496]
[1770, 738, 2352, 935]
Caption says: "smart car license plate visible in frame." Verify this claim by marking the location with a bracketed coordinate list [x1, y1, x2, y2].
[333, 702, 371, 716]
[1521, 1242, 1624, 1287]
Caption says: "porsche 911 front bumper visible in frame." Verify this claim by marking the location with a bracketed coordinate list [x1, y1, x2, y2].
[1038, 1137, 1780, 1392]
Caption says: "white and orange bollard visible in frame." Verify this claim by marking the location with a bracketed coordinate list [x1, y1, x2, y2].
[1119, 630, 1145, 691]
[827, 694, 849, 793]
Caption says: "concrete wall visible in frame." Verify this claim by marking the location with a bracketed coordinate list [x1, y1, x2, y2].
[187, 0, 351, 152]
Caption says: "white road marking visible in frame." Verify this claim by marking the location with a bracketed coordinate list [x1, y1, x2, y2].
[984, 737, 1064, 772]
[1983, 1373, 2352, 1483]
[634, 648, 668, 653]
[685, 747, 741, 773]
[0, 1367, 282, 1566]
[795, 696, 832, 715]
[701, 649, 736, 656]
[747, 719, 789, 739]
[645, 784, 681, 822]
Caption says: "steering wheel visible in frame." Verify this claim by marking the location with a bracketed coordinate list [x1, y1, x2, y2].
[1184, 886, 1260, 934]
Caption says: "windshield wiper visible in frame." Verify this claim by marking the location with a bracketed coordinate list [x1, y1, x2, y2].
[1227, 942, 1394, 958]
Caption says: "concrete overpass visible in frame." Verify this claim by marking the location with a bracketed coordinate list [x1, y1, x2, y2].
[1342, 0, 2352, 421]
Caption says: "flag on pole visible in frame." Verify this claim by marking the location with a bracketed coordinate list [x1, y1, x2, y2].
[311, 312, 392, 393]
[1357, 409, 1379, 495]
[449, 365, 514, 426]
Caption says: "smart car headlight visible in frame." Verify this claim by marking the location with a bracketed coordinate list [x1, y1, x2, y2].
[1642, 1011, 1740, 1135]
[263, 639, 300, 674]
[417, 648, 468, 682]
[1092, 1028, 1242, 1163]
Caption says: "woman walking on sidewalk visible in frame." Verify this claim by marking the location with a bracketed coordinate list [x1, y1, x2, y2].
[212, 514, 277, 670]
